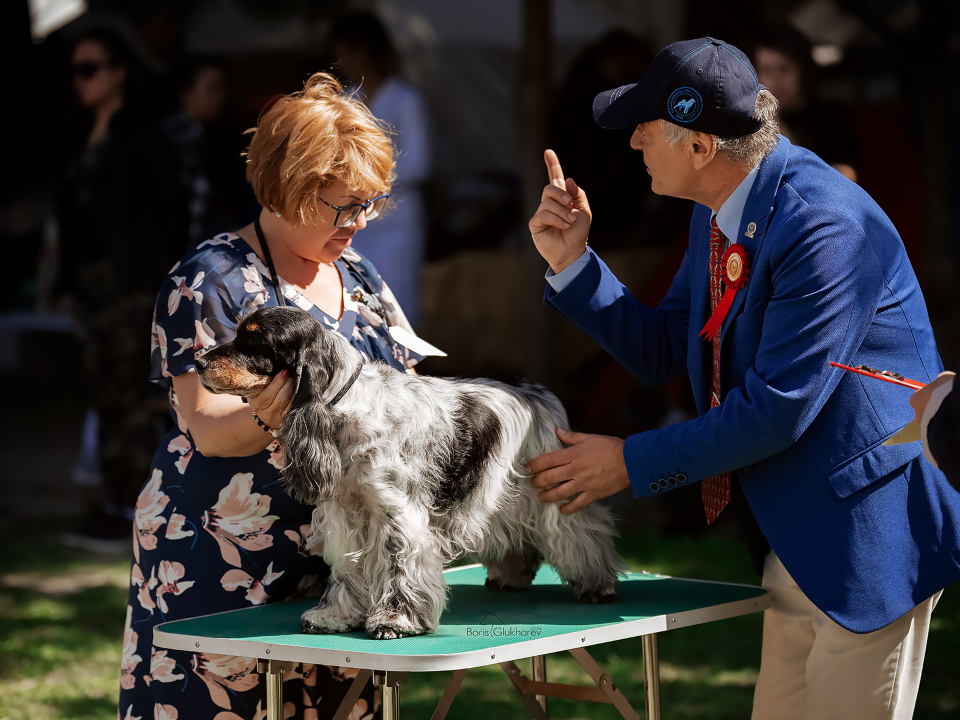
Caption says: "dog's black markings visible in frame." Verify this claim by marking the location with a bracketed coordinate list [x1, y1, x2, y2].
[431, 394, 503, 512]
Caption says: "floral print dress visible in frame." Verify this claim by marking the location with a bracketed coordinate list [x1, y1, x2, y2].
[120, 233, 422, 720]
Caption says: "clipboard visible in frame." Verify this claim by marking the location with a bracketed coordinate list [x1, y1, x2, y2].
[828, 362, 926, 390]
[829, 362, 925, 445]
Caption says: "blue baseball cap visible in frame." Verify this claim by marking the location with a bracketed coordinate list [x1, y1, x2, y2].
[593, 37, 766, 136]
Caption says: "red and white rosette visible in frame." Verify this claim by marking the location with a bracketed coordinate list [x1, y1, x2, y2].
[699, 244, 751, 339]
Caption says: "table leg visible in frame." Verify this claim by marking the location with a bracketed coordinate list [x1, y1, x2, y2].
[641, 633, 660, 720]
[530, 655, 548, 714]
[256, 659, 293, 720]
[431, 669, 468, 720]
[374, 670, 409, 720]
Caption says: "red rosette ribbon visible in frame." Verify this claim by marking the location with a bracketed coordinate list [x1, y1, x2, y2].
[699, 244, 751, 339]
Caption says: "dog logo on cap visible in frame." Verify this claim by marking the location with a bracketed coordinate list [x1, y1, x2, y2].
[667, 87, 703, 123]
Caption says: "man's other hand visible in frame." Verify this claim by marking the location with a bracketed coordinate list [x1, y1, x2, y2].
[526, 428, 630, 514]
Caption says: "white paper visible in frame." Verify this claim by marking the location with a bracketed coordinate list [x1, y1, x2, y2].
[388, 325, 447, 358]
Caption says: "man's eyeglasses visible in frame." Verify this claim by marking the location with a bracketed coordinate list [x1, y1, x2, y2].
[73, 61, 113, 80]
[318, 194, 389, 228]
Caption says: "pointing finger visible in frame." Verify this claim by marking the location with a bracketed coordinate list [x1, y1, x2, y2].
[544, 149, 566, 189]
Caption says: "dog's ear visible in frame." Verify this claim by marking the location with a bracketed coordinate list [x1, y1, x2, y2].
[279, 321, 345, 504]
[289, 321, 335, 409]
[279, 399, 343, 505]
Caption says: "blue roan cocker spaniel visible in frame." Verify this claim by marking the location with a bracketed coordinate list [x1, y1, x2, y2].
[196, 306, 626, 639]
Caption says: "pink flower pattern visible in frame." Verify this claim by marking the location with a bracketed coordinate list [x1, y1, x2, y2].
[156, 561, 195, 614]
[202, 473, 278, 568]
[192, 653, 259, 710]
[166, 435, 194, 475]
[284, 523, 324, 558]
[220, 561, 284, 605]
[121, 607, 142, 690]
[167, 271, 205, 316]
[135, 471, 169, 564]
[154, 703, 178, 720]
[266, 439, 284, 470]
[144, 648, 184, 687]
[132, 563, 158, 615]
[164, 512, 193, 541]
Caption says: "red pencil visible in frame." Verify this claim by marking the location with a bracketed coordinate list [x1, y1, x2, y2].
[829, 361, 926, 390]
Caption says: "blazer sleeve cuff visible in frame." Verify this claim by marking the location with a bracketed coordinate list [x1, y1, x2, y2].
[623, 432, 694, 497]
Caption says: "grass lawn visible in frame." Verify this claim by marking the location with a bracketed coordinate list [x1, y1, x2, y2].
[1, 524, 958, 719]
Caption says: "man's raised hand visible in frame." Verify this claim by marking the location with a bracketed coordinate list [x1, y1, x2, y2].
[528, 149, 592, 274]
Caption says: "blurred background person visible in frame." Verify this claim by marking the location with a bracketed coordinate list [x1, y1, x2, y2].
[160, 55, 249, 258]
[753, 24, 859, 183]
[330, 10, 432, 327]
[57, 27, 166, 551]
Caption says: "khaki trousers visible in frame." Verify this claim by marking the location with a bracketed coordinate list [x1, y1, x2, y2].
[752, 552, 940, 720]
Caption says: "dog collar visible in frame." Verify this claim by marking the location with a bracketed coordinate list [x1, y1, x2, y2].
[329, 361, 364, 406]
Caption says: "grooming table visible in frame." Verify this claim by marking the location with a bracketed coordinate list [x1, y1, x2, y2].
[154, 565, 769, 720]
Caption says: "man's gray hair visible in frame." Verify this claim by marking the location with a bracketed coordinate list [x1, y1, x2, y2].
[658, 89, 780, 169]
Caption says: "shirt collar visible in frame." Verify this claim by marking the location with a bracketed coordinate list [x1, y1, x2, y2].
[713, 161, 761, 240]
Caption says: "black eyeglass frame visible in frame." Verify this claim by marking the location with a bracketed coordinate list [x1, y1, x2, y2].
[317, 194, 389, 228]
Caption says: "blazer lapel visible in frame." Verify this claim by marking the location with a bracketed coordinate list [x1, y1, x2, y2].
[719, 137, 790, 342]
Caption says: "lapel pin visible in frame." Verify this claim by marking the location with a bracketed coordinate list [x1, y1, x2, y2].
[744, 222, 757, 239]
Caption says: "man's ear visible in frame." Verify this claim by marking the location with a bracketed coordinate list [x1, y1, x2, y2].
[690, 132, 718, 170]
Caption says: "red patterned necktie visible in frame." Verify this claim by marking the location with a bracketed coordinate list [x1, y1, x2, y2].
[702, 217, 732, 524]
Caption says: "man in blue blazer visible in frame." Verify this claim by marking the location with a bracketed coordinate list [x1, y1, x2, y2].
[527, 37, 959, 719]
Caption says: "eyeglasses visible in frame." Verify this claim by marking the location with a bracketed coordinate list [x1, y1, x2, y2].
[317, 194, 389, 228]
[73, 61, 113, 80]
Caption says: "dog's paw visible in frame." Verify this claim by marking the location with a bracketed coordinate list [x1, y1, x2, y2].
[367, 624, 414, 640]
[577, 588, 618, 605]
[300, 607, 360, 634]
[485, 577, 522, 592]
[365, 610, 429, 639]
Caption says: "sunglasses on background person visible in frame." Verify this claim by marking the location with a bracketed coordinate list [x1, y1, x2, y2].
[318, 194, 389, 228]
[73, 61, 115, 80]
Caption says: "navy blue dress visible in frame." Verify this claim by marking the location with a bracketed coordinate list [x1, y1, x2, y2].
[119, 233, 421, 720]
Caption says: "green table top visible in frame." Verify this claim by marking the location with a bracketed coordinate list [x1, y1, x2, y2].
[154, 565, 768, 672]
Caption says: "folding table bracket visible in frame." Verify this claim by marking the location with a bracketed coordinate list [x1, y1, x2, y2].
[497, 647, 643, 720]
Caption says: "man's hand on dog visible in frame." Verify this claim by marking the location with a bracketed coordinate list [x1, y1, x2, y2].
[527, 428, 630, 514]
[249, 369, 294, 429]
[529, 149, 592, 274]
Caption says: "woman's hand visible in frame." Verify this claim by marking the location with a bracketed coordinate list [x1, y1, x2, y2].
[249, 370, 295, 431]
[172, 371, 293, 458]
[528, 149, 592, 274]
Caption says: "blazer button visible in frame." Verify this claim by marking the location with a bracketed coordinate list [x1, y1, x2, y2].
[668, 476, 678, 486]
[676, 473, 687, 483]
[658, 478, 669, 489]
[649, 482, 660, 492]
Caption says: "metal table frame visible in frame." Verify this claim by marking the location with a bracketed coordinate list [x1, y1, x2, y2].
[155, 565, 769, 719]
